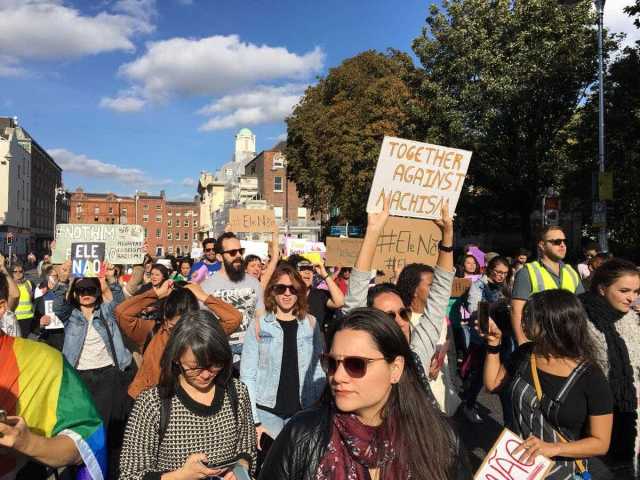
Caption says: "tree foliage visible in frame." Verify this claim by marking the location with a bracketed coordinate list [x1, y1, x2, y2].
[285, 50, 422, 226]
[411, 0, 599, 240]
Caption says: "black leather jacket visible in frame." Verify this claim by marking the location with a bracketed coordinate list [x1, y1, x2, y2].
[259, 404, 472, 479]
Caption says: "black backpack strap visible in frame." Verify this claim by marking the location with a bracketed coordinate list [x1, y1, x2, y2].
[157, 394, 172, 460]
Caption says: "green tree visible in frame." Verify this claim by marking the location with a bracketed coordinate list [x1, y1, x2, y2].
[285, 50, 423, 226]
[412, 0, 600, 241]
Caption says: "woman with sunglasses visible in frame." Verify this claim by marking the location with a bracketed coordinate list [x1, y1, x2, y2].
[240, 263, 325, 447]
[259, 308, 469, 479]
[120, 310, 256, 480]
[48, 265, 133, 454]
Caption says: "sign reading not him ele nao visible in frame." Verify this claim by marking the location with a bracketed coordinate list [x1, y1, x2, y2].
[366, 136, 472, 219]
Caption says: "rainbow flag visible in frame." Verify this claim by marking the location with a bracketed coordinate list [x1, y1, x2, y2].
[0, 334, 107, 480]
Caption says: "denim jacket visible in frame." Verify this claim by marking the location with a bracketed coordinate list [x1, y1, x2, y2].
[53, 282, 132, 371]
[240, 312, 326, 420]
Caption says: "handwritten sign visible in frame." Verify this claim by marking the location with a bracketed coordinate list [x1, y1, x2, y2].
[44, 299, 64, 330]
[241, 240, 269, 260]
[285, 239, 326, 258]
[367, 136, 472, 220]
[52, 224, 145, 265]
[71, 242, 105, 278]
[371, 216, 441, 273]
[326, 237, 363, 267]
[229, 209, 276, 233]
[474, 429, 554, 480]
[451, 278, 472, 298]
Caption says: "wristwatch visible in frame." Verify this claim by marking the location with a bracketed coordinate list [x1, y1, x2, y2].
[437, 241, 453, 253]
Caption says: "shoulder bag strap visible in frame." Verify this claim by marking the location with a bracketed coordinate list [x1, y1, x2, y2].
[530, 354, 587, 474]
[157, 394, 172, 460]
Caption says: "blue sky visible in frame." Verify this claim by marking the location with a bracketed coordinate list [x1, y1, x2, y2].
[0, 0, 637, 201]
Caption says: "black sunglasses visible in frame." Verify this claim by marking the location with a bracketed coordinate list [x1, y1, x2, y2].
[545, 238, 567, 246]
[204, 247, 215, 252]
[320, 354, 386, 378]
[76, 286, 98, 296]
[384, 307, 412, 323]
[223, 248, 245, 257]
[273, 284, 298, 295]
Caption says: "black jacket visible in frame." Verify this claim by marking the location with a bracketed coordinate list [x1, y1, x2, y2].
[259, 404, 472, 479]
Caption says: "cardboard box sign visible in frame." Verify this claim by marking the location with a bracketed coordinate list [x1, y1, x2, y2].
[474, 429, 554, 480]
[325, 237, 363, 267]
[71, 242, 105, 278]
[52, 224, 145, 265]
[367, 136, 472, 220]
[229, 209, 276, 233]
[451, 278, 472, 298]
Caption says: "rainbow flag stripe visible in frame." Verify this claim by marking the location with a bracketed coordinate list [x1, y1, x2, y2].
[0, 335, 107, 480]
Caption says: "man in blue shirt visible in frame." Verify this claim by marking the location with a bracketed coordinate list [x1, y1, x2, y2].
[191, 237, 221, 279]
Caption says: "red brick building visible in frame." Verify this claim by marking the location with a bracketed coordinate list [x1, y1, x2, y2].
[244, 143, 320, 239]
[68, 188, 199, 257]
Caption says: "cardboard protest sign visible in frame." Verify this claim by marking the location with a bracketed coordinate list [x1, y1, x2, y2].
[474, 429, 554, 480]
[241, 240, 269, 260]
[451, 278, 472, 298]
[367, 136, 472, 220]
[229, 209, 276, 233]
[326, 237, 363, 267]
[71, 242, 105, 278]
[371, 216, 442, 273]
[52, 224, 145, 265]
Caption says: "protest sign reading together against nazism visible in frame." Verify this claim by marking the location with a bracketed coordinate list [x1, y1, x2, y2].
[52, 224, 145, 265]
[367, 136, 472, 219]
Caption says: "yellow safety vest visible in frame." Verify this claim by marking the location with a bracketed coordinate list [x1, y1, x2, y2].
[16, 281, 34, 321]
[525, 261, 580, 295]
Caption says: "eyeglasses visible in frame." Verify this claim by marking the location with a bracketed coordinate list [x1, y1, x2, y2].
[384, 307, 412, 323]
[273, 284, 298, 295]
[204, 247, 215, 252]
[491, 270, 509, 277]
[298, 266, 314, 272]
[177, 362, 223, 377]
[320, 354, 386, 378]
[76, 286, 98, 296]
[223, 248, 245, 257]
[545, 239, 567, 246]
[12, 269, 23, 274]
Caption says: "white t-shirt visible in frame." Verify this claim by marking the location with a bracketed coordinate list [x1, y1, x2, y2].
[76, 317, 113, 370]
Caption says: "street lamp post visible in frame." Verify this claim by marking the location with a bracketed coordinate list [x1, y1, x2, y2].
[560, 0, 608, 251]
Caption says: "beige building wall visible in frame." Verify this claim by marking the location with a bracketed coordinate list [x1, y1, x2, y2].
[0, 128, 31, 230]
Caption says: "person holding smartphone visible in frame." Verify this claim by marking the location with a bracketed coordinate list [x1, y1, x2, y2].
[119, 310, 256, 480]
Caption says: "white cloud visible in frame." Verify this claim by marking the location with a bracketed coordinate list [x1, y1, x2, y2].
[181, 177, 196, 187]
[605, 0, 640, 48]
[118, 35, 323, 100]
[198, 84, 305, 131]
[50, 148, 171, 187]
[276, 133, 287, 142]
[0, 0, 155, 76]
[0, 55, 25, 76]
[100, 94, 146, 112]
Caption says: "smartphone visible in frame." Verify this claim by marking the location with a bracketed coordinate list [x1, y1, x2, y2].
[478, 300, 490, 334]
[0, 409, 7, 423]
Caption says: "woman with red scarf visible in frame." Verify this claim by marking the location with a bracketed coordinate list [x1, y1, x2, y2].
[258, 308, 470, 480]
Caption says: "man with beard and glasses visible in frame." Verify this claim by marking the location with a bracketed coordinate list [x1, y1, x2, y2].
[201, 232, 265, 363]
[191, 237, 221, 279]
[511, 226, 584, 346]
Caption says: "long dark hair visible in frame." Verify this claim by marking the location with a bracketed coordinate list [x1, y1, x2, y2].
[142, 286, 199, 352]
[326, 308, 456, 479]
[264, 263, 308, 319]
[158, 310, 233, 399]
[396, 263, 434, 308]
[522, 289, 599, 365]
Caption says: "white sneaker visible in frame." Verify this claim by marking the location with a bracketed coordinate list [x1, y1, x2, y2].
[463, 405, 483, 424]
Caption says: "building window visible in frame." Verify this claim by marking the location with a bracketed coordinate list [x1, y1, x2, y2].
[168, 232, 172, 240]
[272, 152, 285, 169]
[168, 246, 173, 254]
[193, 233, 198, 240]
[156, 215, 161, 222]
[108, 207, 113, 214]
[274, 176, 283, 192]
[297, 207, 307, 218]
[94, 206, 100, 214]
[168, 219, 172, 227]
[183, 233, 188, 240]
[76, 215, 81, 221]
[156, 205, 161, 211]
[184, 220, 189, 227]
[122, 208, 127, 216]
[156, 229, 161, 239]
[274, 207, 283, 218]
[184, 245, 189, 253]
[143, 204, 148, 211]
[175, 212, 181, 217]
[143, 214, 149, 222]
[144, 228, 148, 237]
[194, 220, 198, 228]
[94, 216, 99, 222]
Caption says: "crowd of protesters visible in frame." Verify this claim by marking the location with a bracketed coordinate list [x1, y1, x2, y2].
[0, 201, 639, 480]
